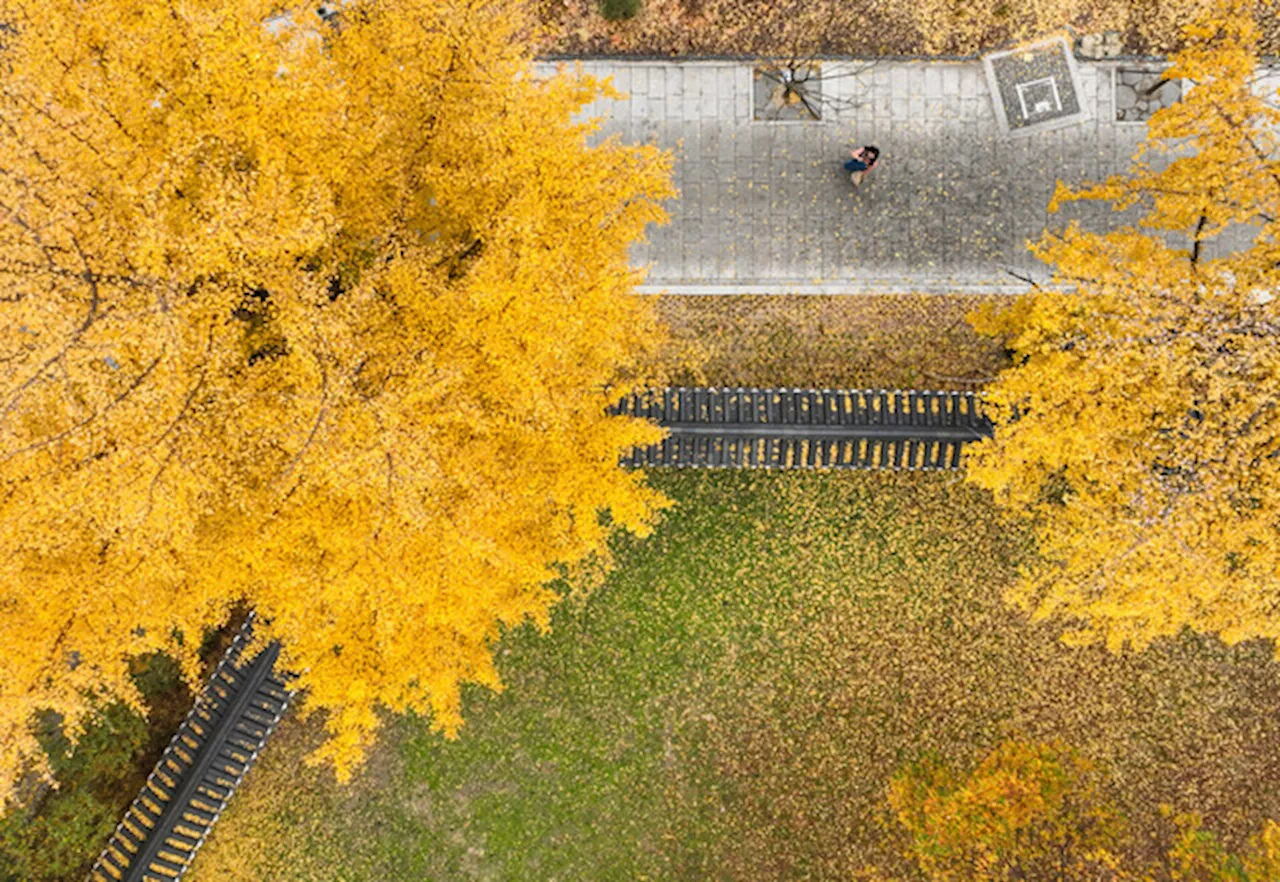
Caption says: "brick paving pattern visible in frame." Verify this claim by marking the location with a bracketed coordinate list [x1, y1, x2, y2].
[534, 59, 1277, 294]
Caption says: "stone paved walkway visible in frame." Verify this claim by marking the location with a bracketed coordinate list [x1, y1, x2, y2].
[533, 59, 1273, 294]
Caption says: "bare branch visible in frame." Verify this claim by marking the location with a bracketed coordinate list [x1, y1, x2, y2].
[0, 235, 103, 419]
[1004, 267, 1042, 288]
[1, 350, 164, 464]
[1190, 211, 1209, 266]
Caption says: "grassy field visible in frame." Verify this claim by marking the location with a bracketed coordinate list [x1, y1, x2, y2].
[189, 470, 1280, 882]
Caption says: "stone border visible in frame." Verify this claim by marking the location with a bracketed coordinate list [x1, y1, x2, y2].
[535, 52, 1241, 63]
[981, 35, 1092, 137]
[635, 280, 1046, 296]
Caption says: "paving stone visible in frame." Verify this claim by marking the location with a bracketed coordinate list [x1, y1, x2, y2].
[944, 69, 962, 97]
[890, 68, 912, 98]
[924, 66, 943, 100]
[542, 58, 1257, 293]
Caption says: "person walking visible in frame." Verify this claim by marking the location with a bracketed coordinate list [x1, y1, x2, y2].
[844, 145, 880, 186]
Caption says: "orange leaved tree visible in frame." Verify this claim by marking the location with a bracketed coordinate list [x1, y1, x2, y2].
[880, 741, 1280, 882]
[885, 740, 1128, 882]
[966, 0, 1280, 658]
[0, 0, 675, 807]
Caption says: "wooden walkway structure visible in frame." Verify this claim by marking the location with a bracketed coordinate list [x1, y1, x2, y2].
[613, 387, 992, 469]
[87, 615, 291, 882]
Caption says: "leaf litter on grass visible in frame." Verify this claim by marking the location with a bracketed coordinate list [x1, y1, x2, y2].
[695, 472, 1280, 880]
[654, 294, 1017, 391]
[187, 471, 1280, 882]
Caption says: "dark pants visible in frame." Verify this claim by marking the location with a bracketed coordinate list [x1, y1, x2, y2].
[844, 159, 869, 173]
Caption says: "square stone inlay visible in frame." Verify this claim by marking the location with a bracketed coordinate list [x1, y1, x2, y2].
[753, 63, 823, 122]
[1016, 76, 1062, 117]
[982, 36, 1090, 136]
[1115, 68, 1182, 122]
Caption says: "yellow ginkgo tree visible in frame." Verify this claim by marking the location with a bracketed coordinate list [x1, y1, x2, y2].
[966, 0, 1280, 658]
[0, 0, 675, 807]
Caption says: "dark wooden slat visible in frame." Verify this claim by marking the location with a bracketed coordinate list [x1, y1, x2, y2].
[101, 848, 129, 875]
[179, 804, 216, 826]
[621, 387, 992, 471]
[142, 853, 186, 876]
[163, 830, 200, 851]
[195, 781, 230, 802]
[128, 801, 159, 829]
[918, 439, 934, 469]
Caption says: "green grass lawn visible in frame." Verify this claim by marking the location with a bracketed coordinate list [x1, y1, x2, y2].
[189, 471, 1280, 882]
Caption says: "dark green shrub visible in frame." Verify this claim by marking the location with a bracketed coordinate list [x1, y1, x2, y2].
[0, 783, 125, 882]
[0, 653, 186, 882]
[0, 704, 147, 882]
[599, 0, 641, 22]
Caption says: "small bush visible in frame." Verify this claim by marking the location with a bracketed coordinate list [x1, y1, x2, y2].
[599, 0, 641, 22]
[0, 653, 188, 882]
[0, 704, 148, 882]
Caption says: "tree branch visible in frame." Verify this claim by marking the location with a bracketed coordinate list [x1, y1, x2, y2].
[1190, 211, 1209, 266]
[1, 350, 165, 464]
[0, 235, 103, 419]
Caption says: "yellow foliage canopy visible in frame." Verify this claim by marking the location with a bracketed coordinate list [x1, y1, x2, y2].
[0, 0, 675, 807]
[966, 0, 1280, 657]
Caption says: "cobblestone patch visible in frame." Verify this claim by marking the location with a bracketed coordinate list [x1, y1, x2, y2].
[1115, 68, 1182, 122]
